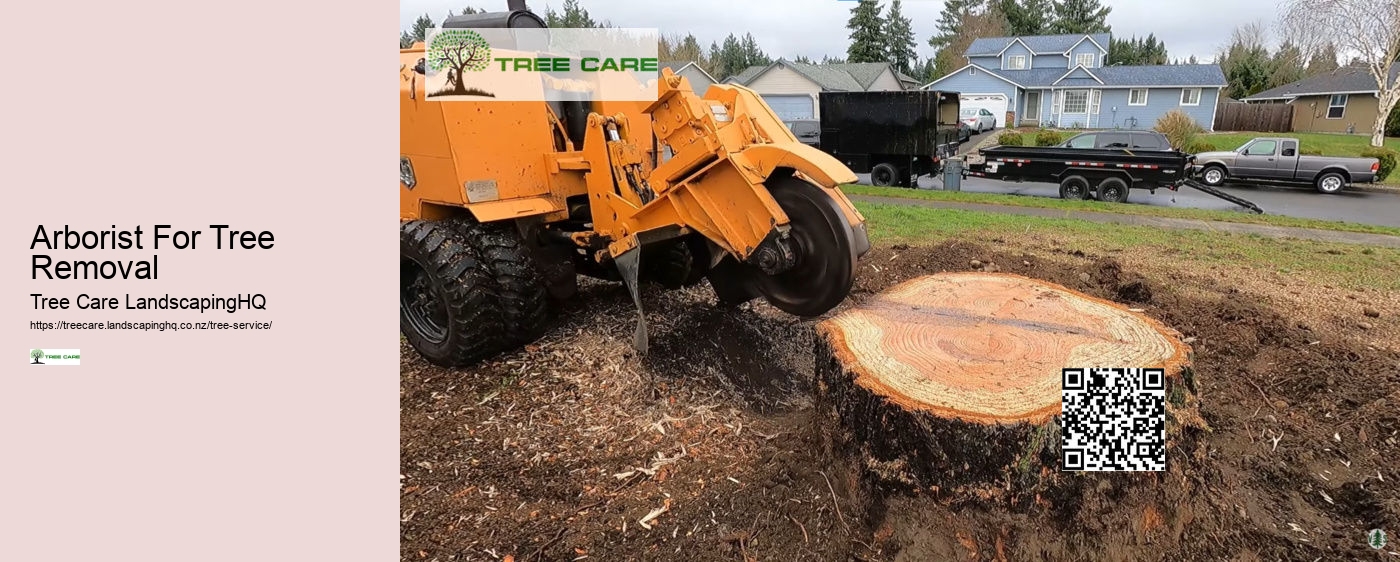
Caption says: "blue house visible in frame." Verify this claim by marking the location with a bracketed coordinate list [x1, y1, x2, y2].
[924, 34, 1227, 131]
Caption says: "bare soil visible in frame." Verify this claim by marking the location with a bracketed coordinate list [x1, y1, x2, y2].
[401, 239, 1400, 561]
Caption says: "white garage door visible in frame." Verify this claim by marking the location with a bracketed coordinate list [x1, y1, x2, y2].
[761, 94, 815, 120]
[960, 94, 1009, 127]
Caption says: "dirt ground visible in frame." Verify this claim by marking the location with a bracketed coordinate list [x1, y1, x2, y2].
[401, 238, 1400, 561]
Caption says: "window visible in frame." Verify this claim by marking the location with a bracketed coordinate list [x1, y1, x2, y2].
[1282, 141, 1297, 156]
[1097, 133, 1130, 149]
[1008, 55, 1027, 69]
[1066, 134, 1097, 148]
[1090, 90, 1101, 115]
[1128, 89, 1148, 106]
[1075, 53, 1095, 68]
[1130, 133, 1167, 150]
[1063, 90, 1089, 113]
[1327, 94, 1348, 119]
[1244, 140, 1277, 156]
[1180, 88, 1201, 106]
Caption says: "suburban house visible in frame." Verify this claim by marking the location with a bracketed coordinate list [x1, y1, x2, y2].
[721, 60, 917, 120]
[1242, 64, 1400, 136]
[923, 33, 1227, 131]
[659, 60, 718, 93]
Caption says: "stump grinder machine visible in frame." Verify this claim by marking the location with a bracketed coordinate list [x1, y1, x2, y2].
[399, 1, 870, 366]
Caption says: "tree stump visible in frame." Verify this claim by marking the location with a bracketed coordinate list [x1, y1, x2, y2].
[815, 273, 1197, 507]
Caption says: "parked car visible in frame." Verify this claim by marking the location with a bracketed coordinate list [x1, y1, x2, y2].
[784, 119, 820, 148]
[960, 108, 997, 133]
[1059, 131, 1173, 151]
[957, 121, 974, 142]
[1192, 137, 1380, 193]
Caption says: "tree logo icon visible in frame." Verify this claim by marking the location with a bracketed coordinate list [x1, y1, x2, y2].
[31, 349, 44, 365]
[426, 29, 497, 98]
[1369, 528, 1388, 550]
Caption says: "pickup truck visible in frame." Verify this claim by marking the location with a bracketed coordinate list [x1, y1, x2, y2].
[1192, 137, 1380, 193]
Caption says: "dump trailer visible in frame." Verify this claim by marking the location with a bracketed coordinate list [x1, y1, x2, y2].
[819, 91, 963, 188]
[964, 144, 1264, 212]
[399, 1, 871, 366]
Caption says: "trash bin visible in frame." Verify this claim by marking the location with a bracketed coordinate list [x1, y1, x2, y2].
[942, 158, 963, 191]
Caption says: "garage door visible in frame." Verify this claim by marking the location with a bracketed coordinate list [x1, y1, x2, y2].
[761, 94, 815, 120]
[959, 94, 1009, 127]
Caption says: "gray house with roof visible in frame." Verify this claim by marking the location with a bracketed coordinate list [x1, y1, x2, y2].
[721, 60, 915, 120]
[1243, 64, 1399, 136]
[924, 33, 1227, 131]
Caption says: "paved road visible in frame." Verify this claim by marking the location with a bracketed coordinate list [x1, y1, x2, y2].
[854, 173, 1400, 228]
[849, 194, 1400, 248]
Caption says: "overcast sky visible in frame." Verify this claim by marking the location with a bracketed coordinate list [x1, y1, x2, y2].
[399, 0, 1283, 64]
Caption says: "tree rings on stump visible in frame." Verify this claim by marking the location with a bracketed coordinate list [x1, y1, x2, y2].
[815, 272, 1197, 508]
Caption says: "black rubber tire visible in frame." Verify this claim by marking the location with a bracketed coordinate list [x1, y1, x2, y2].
[1314, 171, 1347, 194]
[454, 219, 550, 347]
[871, 163, 899, 187]
[643, 237, 705, 289]
[1096, 177, 1130, 203]
[1059, 175, 1091, 200]
[1200, 165, 1227, 187]
[753, 178, 857, 317]
[400, 220, 504, 366]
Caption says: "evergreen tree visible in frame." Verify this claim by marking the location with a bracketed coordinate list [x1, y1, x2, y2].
[1107, 34, 1168, 65]
[1304, 43, 1339, 76]
[821, 54, 848, 64]
[998, 0, 1050, 36]
[410, 14, 436, 45]
[544, 0, 597, 28]
[933, 8, 1006, 77]
[884, 0, 918, 73]
[1050, 0, 1111, 34]
[930, 0, 984, 49]
[1268, 42, 1306, 89]
[741, 33, 772, 67]
[1217, 24, 1272, 99]
[846, 0, 887, 63]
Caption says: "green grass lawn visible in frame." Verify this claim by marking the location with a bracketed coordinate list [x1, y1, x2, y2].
[855, 201, 1400, 291]
[842, 184, 1400, 237]
[1199, 131, 1400, 157]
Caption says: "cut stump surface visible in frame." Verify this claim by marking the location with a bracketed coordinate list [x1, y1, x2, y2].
[815, 273, 1195, 501]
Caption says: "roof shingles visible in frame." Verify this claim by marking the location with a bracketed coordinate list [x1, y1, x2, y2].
[963, 63, 1226, 88]
[726, 60, 901, 91]
[1244, 64, 1400, 100]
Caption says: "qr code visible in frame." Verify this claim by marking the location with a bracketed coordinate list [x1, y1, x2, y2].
[1061, 367, 1166, 471]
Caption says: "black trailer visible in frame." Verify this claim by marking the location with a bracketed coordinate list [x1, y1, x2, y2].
[819, 91, 963, 188]
[964, 144, 1264, 213]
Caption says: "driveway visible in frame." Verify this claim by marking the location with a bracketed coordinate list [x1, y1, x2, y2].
[854, 173, 1400, 229]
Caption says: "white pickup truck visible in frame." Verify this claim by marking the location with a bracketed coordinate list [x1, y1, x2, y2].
[1192, 137, 1381, 194]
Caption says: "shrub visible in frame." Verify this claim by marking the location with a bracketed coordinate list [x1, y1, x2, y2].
[997, 131, 1024, 146]
[1183, 140, 1217, 154]
[1034, 129, 1063, 146]
[1152, 110, 1205, 149]
[1386, 103, 1400, 137]
[1300, 147, 1323, 156]
[1360, 146, 1397, 182]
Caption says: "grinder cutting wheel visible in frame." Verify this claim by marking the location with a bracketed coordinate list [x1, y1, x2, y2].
[398, 0, 870, 366]
[707, 177, 867, 317]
